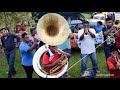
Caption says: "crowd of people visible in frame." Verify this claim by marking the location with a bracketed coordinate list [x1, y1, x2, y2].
[0, 23, 44, 78]
[0, 17, 120, 78]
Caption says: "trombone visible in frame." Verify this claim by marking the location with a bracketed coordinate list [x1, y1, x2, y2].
[113, 20, 120, 31]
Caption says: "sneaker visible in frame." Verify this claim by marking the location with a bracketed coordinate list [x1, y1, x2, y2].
[66, 75, 71, 78]
[12, 71, 16, 76]
[95, 70, 100, 75]
[65, 74, 71, 78]
[8, 74, 11, 78]
[6, 72, 9, 74]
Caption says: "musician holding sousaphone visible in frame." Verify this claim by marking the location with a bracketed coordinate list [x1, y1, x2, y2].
[42, 45, 70, 77]
[33, 13, 71, 78]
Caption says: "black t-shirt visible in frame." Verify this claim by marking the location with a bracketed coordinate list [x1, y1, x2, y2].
[102, 26, 115, 46]
[1, 33, 20, 50]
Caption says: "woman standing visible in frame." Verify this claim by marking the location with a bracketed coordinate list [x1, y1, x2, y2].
[74, 24, 80, 33]
[95, 21, 103, 33]
[95, 21, 104, 45]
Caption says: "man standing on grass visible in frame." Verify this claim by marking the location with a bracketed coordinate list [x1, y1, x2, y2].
[78, 21, 100, 77]
[19, 33, 37, 78]
[102, 18, 116, 61]
[0, 28, 20, 78]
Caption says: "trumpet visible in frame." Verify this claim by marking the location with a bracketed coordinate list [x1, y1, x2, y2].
[114, 55, 120, 69]
[113, 20, 120, 31]
[84, 28, 89, 35]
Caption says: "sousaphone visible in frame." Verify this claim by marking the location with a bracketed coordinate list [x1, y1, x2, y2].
[33, 13, 70, 78]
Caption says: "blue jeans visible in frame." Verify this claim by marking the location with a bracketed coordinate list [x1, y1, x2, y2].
[5, 49, 16, 76]
[81, 52, 99, 74]
[104, 45, 110, 61]
[63, 49, 71, 61]
[62, 49, 71, 78]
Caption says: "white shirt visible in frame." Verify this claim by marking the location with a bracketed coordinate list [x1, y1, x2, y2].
[48, 49, 64, 61]
[78, 28, 96, 54]
[29, 34, 40, 45]
[48, 49, 54, 61]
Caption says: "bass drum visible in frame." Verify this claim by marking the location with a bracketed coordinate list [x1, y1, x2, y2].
[33, 45, 68, 78]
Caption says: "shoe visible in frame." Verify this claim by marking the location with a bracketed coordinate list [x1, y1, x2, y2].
[66, 75, 71, 78]
[12, 71, 16, 76]
[6, 72, 9, 74]
[95, 70, 100, 75]
[8, 74, 11, 78]
[65, 74, 71, 78]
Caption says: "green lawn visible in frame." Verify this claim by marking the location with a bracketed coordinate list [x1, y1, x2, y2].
[81, 13, 92, 19]
[0, 45, 109, 78]
[0, 13, 109, 78]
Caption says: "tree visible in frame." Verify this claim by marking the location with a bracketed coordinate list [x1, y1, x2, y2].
[0, 12, 31, 31]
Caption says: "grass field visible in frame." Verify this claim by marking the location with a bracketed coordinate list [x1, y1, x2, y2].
[81, 13, 92, 19]
[0, 13, 110, 78]
[0, 45, 109, 78]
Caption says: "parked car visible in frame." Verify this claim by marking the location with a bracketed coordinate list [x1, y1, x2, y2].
[70, 13, 105, 49]
[115, 12, 120, 20]
[88, 13, 105, 29]
[70, 13, 96, 32]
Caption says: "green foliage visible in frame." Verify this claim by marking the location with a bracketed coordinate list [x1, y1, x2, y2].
[0, 12, 33, 30]
[81, 13, 92, 19]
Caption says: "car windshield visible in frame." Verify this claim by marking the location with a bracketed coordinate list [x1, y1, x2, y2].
[94, 17, 99, 19]
[93, 16, 104, 20]
[101, 17, 104, 20]
[71, 14, 87, 21]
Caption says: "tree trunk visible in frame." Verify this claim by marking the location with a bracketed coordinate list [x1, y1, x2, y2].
[4, 16, 8, 28]
[28, 21, 30, 26]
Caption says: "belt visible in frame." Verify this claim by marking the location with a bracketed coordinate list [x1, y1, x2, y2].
[5, 49, 13, 52]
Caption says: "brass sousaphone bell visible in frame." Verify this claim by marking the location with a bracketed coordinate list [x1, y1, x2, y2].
[37, 13, 70, 46]
[33, 13, 70, 78]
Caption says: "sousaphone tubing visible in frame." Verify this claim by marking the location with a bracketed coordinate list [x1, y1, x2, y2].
[33, 13, 70, 78]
